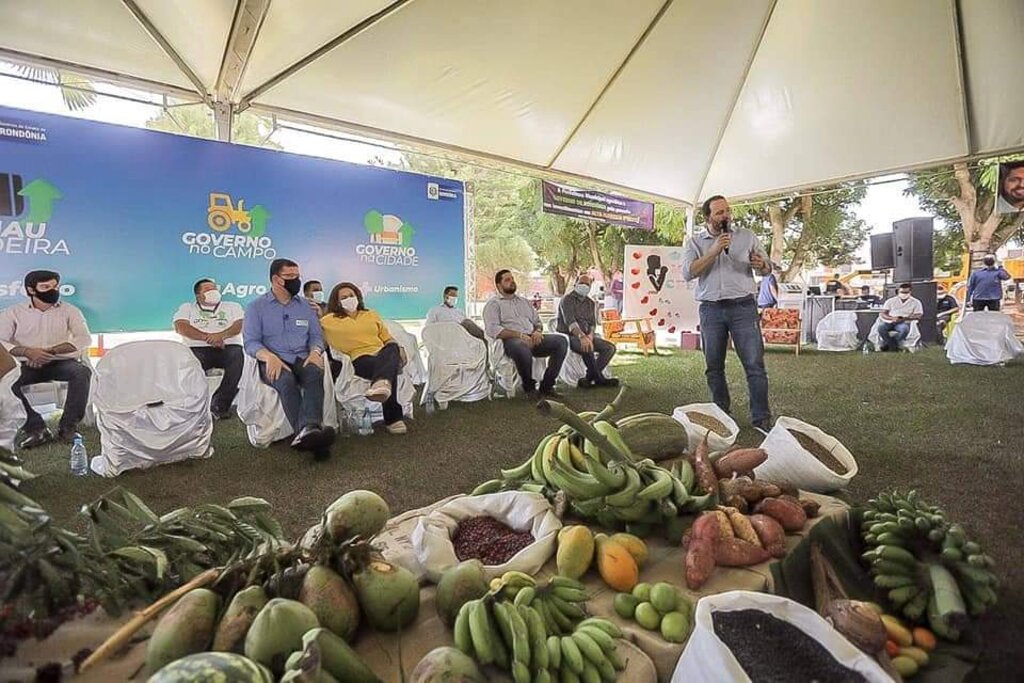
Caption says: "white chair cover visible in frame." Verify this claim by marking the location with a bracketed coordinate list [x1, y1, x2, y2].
[487, 337, 546, 398]
[384, 320, 427, 386]
[558, 335, 614, 386]
[16, 353, 96, 427]
[868, 318, 921, 352]
[331, 347, 415, 424]
[946, 311, 1023, 365]
[88, 341, 212, 476]
[421, 323, 490, 404]
[815, 311, 860, 352]
[236, 353, 338, 448]
[0, 366, 26, 452]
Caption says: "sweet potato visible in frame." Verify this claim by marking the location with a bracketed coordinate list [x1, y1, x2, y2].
[722, 494, 749, 513]
[710, 510, 734, 540]
[718, 475, 782, 504]
[748, 514, 787, 558]
[719, 506, 761, 547]
[685, 538, 716, 589]
[779, 494, 821, 518]
[754, 497, 807, 532]
[713, 448, 768, 478]
[715, 537, 771, 566]
[691, 511, 721, 544]
[692, 433, 718, 497]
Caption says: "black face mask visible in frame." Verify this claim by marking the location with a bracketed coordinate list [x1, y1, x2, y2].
[35, 289, 60, 304]
[281, 277, 301, 296]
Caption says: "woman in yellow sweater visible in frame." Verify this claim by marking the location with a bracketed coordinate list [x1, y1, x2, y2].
[321, 282, 407, 434]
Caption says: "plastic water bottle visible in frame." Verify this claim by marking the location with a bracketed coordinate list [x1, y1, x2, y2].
[862, 343, 870, 356]
[70, 434, 88, 476]
[358, 407, 373, 436]
[425, 391, 436, 415]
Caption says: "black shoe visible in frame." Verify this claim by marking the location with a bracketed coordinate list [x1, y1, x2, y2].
[752, 418, 773, 435]
[593, 377, 620, 387]
[290, 425, 324, 450]
[539, 387, 563, 400]
[312, 427, 336, 461]
[576, 378, 594, 389]
[17, 429, 52, 450]
[523, 384, 539, 400]
[211, 407, 233, 420]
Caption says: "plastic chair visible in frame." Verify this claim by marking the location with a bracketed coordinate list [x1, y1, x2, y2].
[384, 320, 427, 386]
[236, 354, 338, 448]
[815, 311, 859, 352]
[946, 311, 1023, 365]
[868, 318, 921, 352]
[420, 323, 490, 405]
[600, 309, 656, 355]
[88, 340, 213, 476]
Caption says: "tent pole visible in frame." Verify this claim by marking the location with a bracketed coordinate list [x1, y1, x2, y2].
[215, 0, 272, 105]
[685, 206, 695, 242]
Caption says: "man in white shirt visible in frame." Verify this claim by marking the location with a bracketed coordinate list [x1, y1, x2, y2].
[173, 279, 244, 419]
[0, 270, 93, 448]
[425, 286, 485, 339]
[878, 283, 923, 351]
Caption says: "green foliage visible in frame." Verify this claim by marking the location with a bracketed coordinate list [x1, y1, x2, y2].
[145, 106, 282, 149]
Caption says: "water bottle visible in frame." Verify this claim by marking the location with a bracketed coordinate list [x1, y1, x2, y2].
[70, 434, 88, 476]
[862, 343, 870, 356]
[358, 407, 373, 436]
[425, 391, 436, 415]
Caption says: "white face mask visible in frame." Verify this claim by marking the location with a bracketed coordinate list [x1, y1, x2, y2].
[575, 284, 591, 297]
[445, 295, 458, 307]
[898, 293, 911, 301]
[202, 289, 221, 305]
[311, 291, 325, 303]
[340, 296, 359, 312]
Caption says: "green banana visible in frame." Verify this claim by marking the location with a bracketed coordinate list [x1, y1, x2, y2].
[580, 661, 601, 683]
[521, 604, 549, 670]
[514, 586, 536, 607]
[604, 468, 642, 507]
[536, 598, 563, 635]
[501, 458, 535, 481]
[511, 661, 530, 683]
[472, 479, 504, 495]
[556, 438, 577, 472]
[576, 618, 622, 639]
[547, 593, 585, 620]
[578, 624, 615, 653]
[547, 635, 562, 669]
[548, 459, 609, 500]
[888, 585, 921, 606]
[593, 421, 634, 462]
[492, 600, 516, 650]
[503, 571, 538, 587]
[902, 590, 929, 621]
[595, 654, 617, 683]
[454, 602, 475, 656]
[571, 497, 605, 517]
[560, 635, 585, 674]
[507, 601, 532, 667]
[874, 574, 916, 589]
[542, 596, 574, 632]
[636, 467, 673, 501]
[571, 630, 606, 667]
[583, 456, 627, 489]
[550, 576, 586, 591]
[468, 600, 496, 665]
[877, 544, 917, 566]
[873, 559, 914, 575]
[551, 585, 588, 603]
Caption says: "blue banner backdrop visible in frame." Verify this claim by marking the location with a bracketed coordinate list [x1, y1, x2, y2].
[0, 105, 465, 331]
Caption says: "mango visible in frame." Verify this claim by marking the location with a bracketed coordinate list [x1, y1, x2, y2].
[244, 598, 320, 675]
[594, 534, 638, 592]
[881, 614, 913, 647]
[147, 588, 220, 673]
[436, 560, 489, 628]
[212, 585, 268, 653]
[609, 533, 649, 566]
[900, 646, 930, 667]
[892, 655, 919, 678]
[299, 566, 360, 642]
[912, 626, 937, 651]
[556, 526, 595, 580]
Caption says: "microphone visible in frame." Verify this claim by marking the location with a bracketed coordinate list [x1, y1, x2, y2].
[721, 219, 731, 254]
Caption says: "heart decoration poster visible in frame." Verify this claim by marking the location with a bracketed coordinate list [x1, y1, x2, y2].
[622, 245, 700, 334]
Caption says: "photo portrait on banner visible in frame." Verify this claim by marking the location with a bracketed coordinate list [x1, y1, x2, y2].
[622, 245, 699, 334]
[996, 160, 1024, 215]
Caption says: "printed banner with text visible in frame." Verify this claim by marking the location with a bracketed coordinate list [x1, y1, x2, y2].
[0, 105, 465, 331]
[541, 180, 654, 230]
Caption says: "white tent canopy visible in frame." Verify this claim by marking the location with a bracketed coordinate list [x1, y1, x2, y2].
[2, 0, 1022, 205]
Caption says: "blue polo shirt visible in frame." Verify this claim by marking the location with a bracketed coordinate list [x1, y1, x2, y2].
[243, 292, 323, 363]
[966, 267, 1010, 302]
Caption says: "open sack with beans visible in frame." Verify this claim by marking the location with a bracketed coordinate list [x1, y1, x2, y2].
[754, 417, 859, 493]
[411, 491, 562, 583]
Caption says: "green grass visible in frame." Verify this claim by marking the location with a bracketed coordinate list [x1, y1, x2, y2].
[18, 347, 1024, 678]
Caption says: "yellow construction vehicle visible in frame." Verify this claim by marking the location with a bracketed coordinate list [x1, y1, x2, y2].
[207, 193, 252, 233]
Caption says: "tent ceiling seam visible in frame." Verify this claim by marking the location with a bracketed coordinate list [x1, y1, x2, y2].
[692, 0, 779, 208]
[950, 0, 974, 156]
[544, 0, 676, 169]
[214, 0, 272, 104]
[119, 0, 210, 103]
[238, 0, 416, 108]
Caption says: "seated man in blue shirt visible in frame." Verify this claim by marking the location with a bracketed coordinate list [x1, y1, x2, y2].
[966, 255, 1010, 311]
[244, 258, 335, 459]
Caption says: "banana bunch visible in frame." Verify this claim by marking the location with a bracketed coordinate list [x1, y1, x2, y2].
[455, 571, 625, 682]
[861, 490, 997, 640]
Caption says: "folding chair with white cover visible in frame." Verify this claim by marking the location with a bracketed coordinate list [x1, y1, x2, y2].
[236, 354, 338, 448]
[88, 341, 213, 477]
[16, 352, 96, 427]
[868, 318, 921, 352]
[421, 323, 490, 405]
[545, 319, 613, 387]
[384, 320, 427, 386]
[0, 366, 26, 452]
[815, 311, 860, 352]
[331, 347, 415, 425]
[945, 311, 1023, 366]
[487, 337, 546, 398]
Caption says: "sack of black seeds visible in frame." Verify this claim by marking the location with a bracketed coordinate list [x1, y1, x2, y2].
[672, 591, 889, 683]
[412, 491, 562, 583]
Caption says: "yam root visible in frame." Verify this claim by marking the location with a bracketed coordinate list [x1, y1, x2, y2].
[713, 448, 768, 479]
[693, 433, 719, 497]
[715, 537, 771, 566]
[719, 506, 761, 547]
[748, 514, 787, 558]
[780, 494, 821, 518]
[754, 497, 807, 532]
[691, 511, 721, 544]
[710, 510, 734, 539]
[722, 494, 749, 513]
[718, 475, 782, 504]
[684, 512, 720, 589]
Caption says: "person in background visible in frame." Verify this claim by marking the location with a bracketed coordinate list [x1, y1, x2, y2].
[321, 283, 408, 434]
[683, 195, 773, 432]
[557, 274, 619, 389]
[173, 279, 244, 420]
[824, 274, 850, 296]
[425, 285, 485, 339]
[966, 255, 1010, 311]
[877, 283, 922, 351]
[243, 258, 334, 459]
[935, 285, 959, 343]
[303, 280, 327, 314]
[531, 292, 543, 311]
[757, 265, 781, 309]
[484, 269, 567, 399]
[611, 270, 624, 313]
[0, 270, 92, 448]
[857, 285, 882, 307]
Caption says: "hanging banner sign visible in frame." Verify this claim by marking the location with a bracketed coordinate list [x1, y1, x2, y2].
[541, 180, 654, 230]
[0, 105, 465, 331]
[622, 244, 700, 333]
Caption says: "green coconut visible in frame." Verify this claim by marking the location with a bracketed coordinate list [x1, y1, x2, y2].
[324, 490, 390, 542]
[212, 585, 268, 652]
[435, 560, 488, 628]
[410, 647, 486, 683]
[298, 565, 360, 642]
[243, 598, 320, 675]
[352, 559, 420, 632]
[146, 588, 220, 673]
[303, 628, 382, 683]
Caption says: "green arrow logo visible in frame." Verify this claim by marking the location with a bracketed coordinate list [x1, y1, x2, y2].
[398, 221, 415, 247]
[248, 204, 270, 237]
[18, 178, 63, 223]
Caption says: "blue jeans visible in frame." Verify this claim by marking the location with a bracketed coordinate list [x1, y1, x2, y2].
[699, 298, 770, 423]
[260, 357, 324, 431]
[877, 321, 910, 350]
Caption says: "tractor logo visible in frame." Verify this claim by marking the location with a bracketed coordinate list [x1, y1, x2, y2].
[364, 209, 414, 247]
[206, 192, 269, 237]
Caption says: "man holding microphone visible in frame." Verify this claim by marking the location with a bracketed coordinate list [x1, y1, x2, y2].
[683, 195, 773, 432]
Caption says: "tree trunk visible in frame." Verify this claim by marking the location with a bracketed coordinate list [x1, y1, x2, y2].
[767, 199, 801, 266]
[586, 223, 609, 282]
